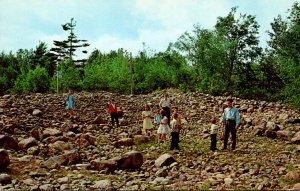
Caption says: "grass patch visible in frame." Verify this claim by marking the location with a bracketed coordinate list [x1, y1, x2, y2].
[198, 180, 211, 190]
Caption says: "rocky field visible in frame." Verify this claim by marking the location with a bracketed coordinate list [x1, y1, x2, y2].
[0, 90, 300, 190]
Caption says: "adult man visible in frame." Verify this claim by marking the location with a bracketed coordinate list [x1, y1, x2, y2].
[221, 98, 240, 150]
[159, 93, 172, 126]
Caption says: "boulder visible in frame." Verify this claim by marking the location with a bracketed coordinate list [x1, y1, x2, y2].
[0, 174, 12, 184]
[93, 115, 108, 124]
[18, 137, 38, 150]
[114, 151, 143, 170]
[0, 149, 10, 169]
[42, 150, 82, 168]
[133, 135, 149, 144]
[90, 159, 117, 172]
[276, 130, 294, 141]
[43, 128, 63, 138]
[0, 135, 19, 150]
[155, 153, 176, 167]
[266, 130, 277, 139]
[291, 131, 300, 143]
[284, 171, 300, 181]
[113, 138, 134, 147]
[32, 109, 43, 117]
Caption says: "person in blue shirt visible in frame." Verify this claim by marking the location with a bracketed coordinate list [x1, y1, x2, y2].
[67, 89, 75, 118]
[221, 98, 240, 150]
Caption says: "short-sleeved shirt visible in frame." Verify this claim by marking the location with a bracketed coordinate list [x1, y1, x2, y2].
[210, 124, 218, 134]
[171, 119, 179, 132]
[221, 106, 240, 125]
[160, 98, 171, 108]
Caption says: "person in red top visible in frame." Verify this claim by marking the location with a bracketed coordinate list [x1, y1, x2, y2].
[107, 98, 119, 127]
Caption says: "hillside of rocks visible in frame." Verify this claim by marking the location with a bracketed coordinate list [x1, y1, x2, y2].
[0, 91, 300, 190]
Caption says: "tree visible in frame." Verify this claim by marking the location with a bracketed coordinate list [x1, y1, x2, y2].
[268, 2, 300, 108]
[215, 7, 262, 93]
[32, 42, 53, 76]
[50, 18, 90, 64]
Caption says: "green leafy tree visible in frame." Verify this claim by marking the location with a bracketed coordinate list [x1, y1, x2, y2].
[50, 59, 82, 92]
[268, 2, 300, 108]
[13, 66, 50, 93]
[215, 7, 262, 93]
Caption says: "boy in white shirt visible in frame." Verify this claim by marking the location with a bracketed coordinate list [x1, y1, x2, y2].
[210, 117, 218, 151]
[170, 113, 180, 150]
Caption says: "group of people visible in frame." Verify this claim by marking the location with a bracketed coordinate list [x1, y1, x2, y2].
[142, 94, 183, 150]
[66, 90, 240, 152]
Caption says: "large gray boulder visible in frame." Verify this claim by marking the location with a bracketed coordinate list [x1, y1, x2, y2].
[155, 153, 176, 167]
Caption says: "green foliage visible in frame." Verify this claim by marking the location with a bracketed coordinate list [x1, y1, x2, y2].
[268, 2, 300, 108]
[13, 66, 50, 93]
[50, 59, 82, 92]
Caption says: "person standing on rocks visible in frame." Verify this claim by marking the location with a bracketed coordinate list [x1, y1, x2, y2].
[157, 110, 169, 143]
[221, 98, 240, 150]
[107, 98, 119, 127]
[67, 89, 75, 118]
[159, 93, 172, 126]
[142, 104, 154, 135]
[153, 108, 161, 129]
[173, 106, 183, 129]
[210, 117, 218, 151]
[170, 113, 181, 150]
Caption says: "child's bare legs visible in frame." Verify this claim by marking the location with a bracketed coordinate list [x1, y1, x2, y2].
[157, 133, 161, 143]
[68, 109, 74, 118]
[160, 134, 167, 141]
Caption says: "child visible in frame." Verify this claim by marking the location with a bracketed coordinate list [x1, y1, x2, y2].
[67, 89, 75, 118]
[210, 117, 219, 151]
[107, 98, 119, 127]
[170, 113, 180, 150]
[173, 106, 183, 130]
[153, 109, 161, 129]
[157, 110, 169, 143]
[142, 104, 154, 135]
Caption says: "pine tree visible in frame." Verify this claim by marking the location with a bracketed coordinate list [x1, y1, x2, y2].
[50, 18, 90, 64]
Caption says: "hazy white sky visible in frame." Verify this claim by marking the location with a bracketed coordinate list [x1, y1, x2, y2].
[0, 0, 297, 57]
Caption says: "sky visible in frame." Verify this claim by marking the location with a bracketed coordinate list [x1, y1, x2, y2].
[0, 0, 297, 58]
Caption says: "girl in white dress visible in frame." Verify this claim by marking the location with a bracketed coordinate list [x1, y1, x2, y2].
[157, 110, 170, 142]
[142, 104, 154, 135]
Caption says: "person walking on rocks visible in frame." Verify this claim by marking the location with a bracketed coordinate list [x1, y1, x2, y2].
[157, 110, 169, 142]
[67, 89, 75, 118]
[142, 104, 154, 135]
[159, 93, 172, 126]
[107, 98, 119, 127]
[221, 98, 240, 150]
[210, 117, 218, 151]
[170, 113, 181, 150]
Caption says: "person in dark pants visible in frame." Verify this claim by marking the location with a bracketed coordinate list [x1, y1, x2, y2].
[107, 98, 119, 127]
[210, 117, 218, 151]
[170, 113, 180, 150]
[159, 93, 172, 126]
[221, 98, 240, 150]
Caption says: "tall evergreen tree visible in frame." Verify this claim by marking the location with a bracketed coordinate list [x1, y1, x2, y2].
[50, 18, 90, 64]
